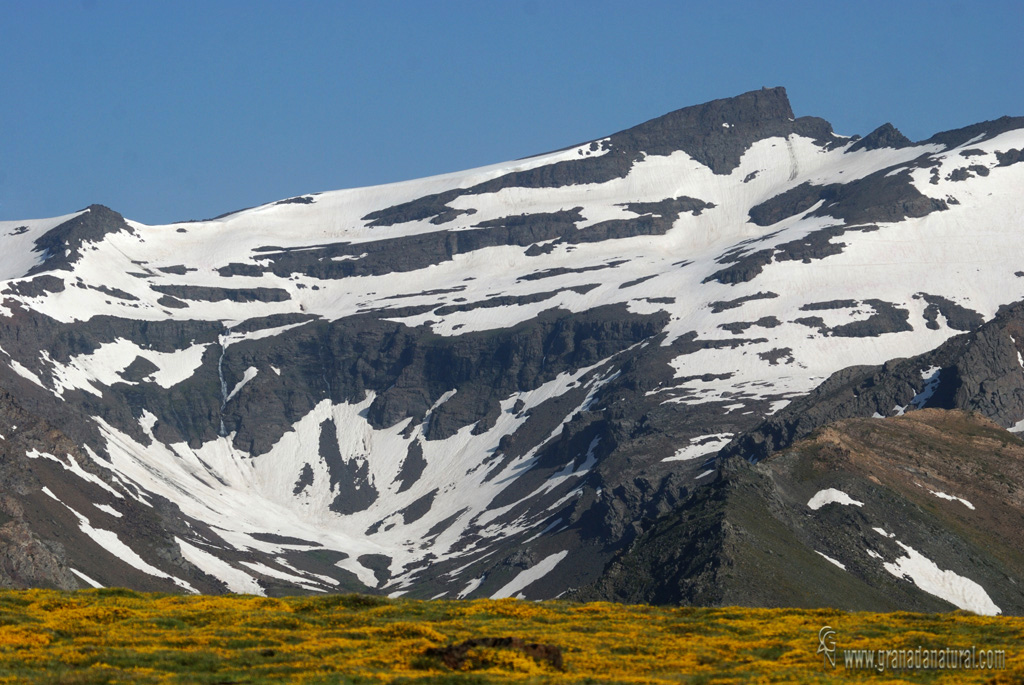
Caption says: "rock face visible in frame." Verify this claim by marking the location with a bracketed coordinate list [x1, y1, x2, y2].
[0, 87, 1023, 606]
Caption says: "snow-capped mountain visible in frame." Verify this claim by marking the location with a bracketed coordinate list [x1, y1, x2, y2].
[1, 87, 1024, 609]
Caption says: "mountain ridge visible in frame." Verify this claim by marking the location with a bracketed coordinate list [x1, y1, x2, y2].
[0, 88, 1022, 611]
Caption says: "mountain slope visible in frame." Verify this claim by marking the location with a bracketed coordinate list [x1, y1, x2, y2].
[1, 87, 1023, 602]
[721, 298, 1024, 463]
[576, 408, 1024, 615]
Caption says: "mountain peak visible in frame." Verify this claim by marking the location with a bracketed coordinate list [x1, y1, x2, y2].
[364, 87, 834, 227]
[609, 86, 834, 174]
[847, 122, 913, 152]
[29, 204, 135, 275]
[636, 86, 795, 131]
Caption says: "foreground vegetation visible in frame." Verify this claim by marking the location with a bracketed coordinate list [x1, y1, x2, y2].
[0, 589, 1019, 683]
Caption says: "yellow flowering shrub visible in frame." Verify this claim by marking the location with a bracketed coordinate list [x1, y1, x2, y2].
[0, 589, 1015, 682]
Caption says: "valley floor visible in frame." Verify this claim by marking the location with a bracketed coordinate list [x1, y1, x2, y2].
[0, 590, 1018, 683]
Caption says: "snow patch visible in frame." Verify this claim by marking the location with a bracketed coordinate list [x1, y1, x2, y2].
[56, 498, 197, 593]
[816, 551, 846, 570]
[458, 575, 485, 599]
[524, 518, 564, 544]
[490, 551, 568, 599]
[26, 450, 123, 499]
[0, 210, 88, 280]
[223, 320, 313, 346]
[239, 560, 326, 593]
[225, 366, 258, 403]
[928, 489, 975, 510]
[70, 568, 104, 589]
[49, 340, 210, 396]
[0, 346, 47, 390]
[274, 557, 340, 587]
[911, 366, 942, 408]
[663, 433, 733, 462]
[807, 488, 864, 510]
[176, 538, 263, 595]
[93, 504, 122, 518]
[883, 540, 1000, 615]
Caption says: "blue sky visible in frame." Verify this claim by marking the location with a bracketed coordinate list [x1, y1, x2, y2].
[2, 0, 1022, 224]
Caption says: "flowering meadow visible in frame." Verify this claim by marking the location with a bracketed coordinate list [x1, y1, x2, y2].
[0, 589, 1019, 683]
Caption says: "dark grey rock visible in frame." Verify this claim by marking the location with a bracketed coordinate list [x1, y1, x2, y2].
[719, 316, 781, 334]
[394, 441, 426, 494]
[90, 284, 139, 301]
[747, 182, 826, 227]
[517, 261, 627, 283]
[356, 554, 391, 585]
[709, 291, 779, 313]
[150, 285, 291, 303]
[400, 489, 437, 525]
[275, 196, 315, 206]
[156, 265, 194, 275]
[217, 263, 265, 277]
[156, 295, 188, 309]
[319, 419, 378, 515]
[757, 347, 793, 365]
[119, 357, 160, 383]
[846, 122, 912, 152]
[915, 293, 984, 331]
[2, 276, 65, 297]
[619, 274, 657, 289]
[292, 463, 314, 495]
[703, 249, 774, 285]
[997, 149, 1024, 166]
[792, 299, 912, 338]
[923, 115, 1024, 151]
[800, 300, 858, 311]
[749, 166, 946, 229]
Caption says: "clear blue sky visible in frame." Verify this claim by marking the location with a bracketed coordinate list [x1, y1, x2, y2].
[2, 0, 1022, 224]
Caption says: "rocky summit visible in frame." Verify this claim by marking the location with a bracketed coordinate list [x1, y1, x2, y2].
[1, 87, 1023, 612]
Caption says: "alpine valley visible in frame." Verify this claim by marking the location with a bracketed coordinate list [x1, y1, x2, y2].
[2, 87, 1024, 615]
